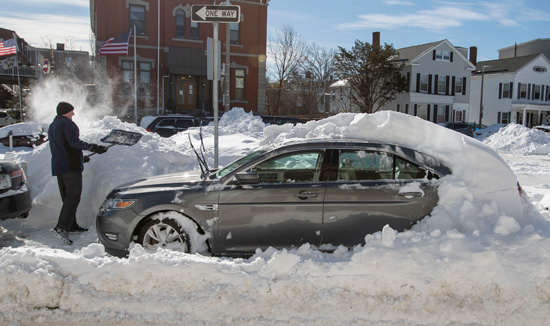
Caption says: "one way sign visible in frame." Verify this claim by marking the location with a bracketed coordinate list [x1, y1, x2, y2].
[191, 5, 241, 23]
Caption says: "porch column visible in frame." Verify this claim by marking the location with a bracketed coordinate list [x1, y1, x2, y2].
[522, 108, 527, 126]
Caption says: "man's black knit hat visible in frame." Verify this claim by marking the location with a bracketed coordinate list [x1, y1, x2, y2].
[56, 102, 74, 115]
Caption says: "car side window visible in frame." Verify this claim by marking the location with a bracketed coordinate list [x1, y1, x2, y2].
[250, 151, 323, 183]
[395, 156, 428, 180]
[338, 150, 393, 180]
[157, 119, 176, 128]
[176, 119, 194, 129]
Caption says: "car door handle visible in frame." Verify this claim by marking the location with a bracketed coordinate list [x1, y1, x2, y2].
[399, 191, 424, 199]
[293, 191, 318, 200]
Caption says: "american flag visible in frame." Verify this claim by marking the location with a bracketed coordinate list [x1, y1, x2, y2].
[0, 38, 17, 57]
[97, 28, 132, 57]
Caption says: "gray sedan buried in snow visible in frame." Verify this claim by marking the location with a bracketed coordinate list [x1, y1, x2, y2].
[96, 139, 451, 258]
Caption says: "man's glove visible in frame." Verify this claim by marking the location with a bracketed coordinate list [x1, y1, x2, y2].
[90, 144, 108, 154]
[83, 156, 91, 163]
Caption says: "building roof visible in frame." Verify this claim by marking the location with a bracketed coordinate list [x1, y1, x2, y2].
[498, 38, 550, 53]
[475, 54, 541, 74]
[396, 40, 444, 62]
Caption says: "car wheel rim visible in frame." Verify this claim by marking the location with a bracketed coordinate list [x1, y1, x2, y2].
[142, 222, 189, 252]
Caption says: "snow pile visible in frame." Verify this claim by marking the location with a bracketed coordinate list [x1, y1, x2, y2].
[0, 107, 550, 325]
[484, 123, 550, 155]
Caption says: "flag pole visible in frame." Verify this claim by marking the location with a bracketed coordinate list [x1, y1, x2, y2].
[12, 33, 23, 122]
[133, 26, 137, 125]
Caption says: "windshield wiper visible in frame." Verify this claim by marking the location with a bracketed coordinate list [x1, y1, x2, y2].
[188, 128, 211, 180]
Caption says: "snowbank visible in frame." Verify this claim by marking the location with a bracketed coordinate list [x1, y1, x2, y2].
[1, 107, 550, 325]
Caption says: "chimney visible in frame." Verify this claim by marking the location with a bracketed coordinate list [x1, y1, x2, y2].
[57, 43, 65, 51]
[469, 46, 477, 67]
[373, 31, 380, 47]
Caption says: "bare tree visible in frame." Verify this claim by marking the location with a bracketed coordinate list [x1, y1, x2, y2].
[298, 43, 337, 116]
[267, 24, 307, 116]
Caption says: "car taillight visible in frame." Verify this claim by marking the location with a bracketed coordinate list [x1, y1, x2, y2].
[10, 169, 22, 178]
[146, 128, 152, 132]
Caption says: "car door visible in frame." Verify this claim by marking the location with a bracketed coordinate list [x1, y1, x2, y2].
[217, 150, 327, 254]
[322, 148, 439, 248]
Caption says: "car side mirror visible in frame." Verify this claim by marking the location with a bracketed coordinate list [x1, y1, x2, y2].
[234, 172, 261, 185]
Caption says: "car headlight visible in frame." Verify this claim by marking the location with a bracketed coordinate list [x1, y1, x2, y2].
[103, 198, 137, 210]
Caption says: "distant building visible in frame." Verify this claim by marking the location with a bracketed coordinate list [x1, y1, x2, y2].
[469, 54, 550, 127]
[384, 39, 476, 123]
[90, 0, 268, 121]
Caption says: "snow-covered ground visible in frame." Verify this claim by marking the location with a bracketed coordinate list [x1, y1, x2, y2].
[1, 95, 550, 325]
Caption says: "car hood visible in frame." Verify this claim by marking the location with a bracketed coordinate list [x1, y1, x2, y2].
[116, 171, 206, 194]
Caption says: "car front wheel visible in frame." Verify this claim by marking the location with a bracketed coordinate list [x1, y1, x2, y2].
[137, 216, 191, 253]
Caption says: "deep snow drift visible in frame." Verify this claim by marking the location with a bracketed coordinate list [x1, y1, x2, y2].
[1, 108, 550, 326]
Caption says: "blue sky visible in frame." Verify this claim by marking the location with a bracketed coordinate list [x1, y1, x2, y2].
[1, 0, 549, 62]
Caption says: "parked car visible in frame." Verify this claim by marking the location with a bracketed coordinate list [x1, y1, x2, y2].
[0, 110, 15, 127]
[0, 160, 31, 220]
[438, 122, 474, 137]
[0, 122, 49, 148]
[141, 115, 210, 137]
[260, 115, 305, 126]
[97, 139, 454, 258]
[533, 125, 550, 133]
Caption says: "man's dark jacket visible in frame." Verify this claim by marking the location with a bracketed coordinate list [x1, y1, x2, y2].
[48, 115, 92, 176]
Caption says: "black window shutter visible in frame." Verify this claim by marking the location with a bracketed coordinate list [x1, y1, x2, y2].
[517, 82, 521, 99]
[446, 76, 450, 95]
[451, 76, 456, 95]
[509, 82, 513, 99]
[428, 75, 432, 94]
[427, 105, 431, 121]
[416, 73, 420, 92]
[499, 83, 502, 99]
[405, 104, 409, 114]
[433, 50, 436, 60]
[462, 77, 466, 95]
[445, 105, 450, 121]
[528, 84, 531, 100]
[434, 75, 439, 94]
[414, 104, 418, 116]
[450, 52, 453, 62]
[498, 112, 501, 123]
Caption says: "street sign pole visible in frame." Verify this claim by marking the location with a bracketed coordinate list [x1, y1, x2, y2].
[213, 22, 219, 168]
[192, 4, 240, 169]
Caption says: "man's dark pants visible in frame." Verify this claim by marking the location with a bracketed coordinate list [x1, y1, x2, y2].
[56, 170, 82, 231]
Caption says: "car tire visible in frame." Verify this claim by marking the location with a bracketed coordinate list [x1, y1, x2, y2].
[136, 214, 209, 254]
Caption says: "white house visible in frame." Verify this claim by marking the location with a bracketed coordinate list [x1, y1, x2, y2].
[469, 54, 550, 127]
[384, 39, 477, 123]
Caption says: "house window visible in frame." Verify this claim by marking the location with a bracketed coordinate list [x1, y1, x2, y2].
[190, 21, 199, 39]
[502, 83, 510, 99]
[121, 61, 134, 94]
[417, 104, 427, 120]
[230, 22, 240, 44]
[419, 74, 428, 93]
[175, 9, 185, 38]
[500, 112, 510, 124]
[519, 83, 527, 99]
[435, 105, 445, 123]
[130, 5, 146, 35]
[435, 50, 450, 61]
[235, 69, 245, 100]
[455, 110, 463, 122]
[139, 62, 151, 84]
[534, 85, 541, 100]
[438, 77, 446, 94]
[455, 77, 463, 94]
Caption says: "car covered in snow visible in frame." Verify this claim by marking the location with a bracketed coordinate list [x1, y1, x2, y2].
[0, 122, 49, 148]
[97, 139, 454, 257]
[0, 160, 31, 220]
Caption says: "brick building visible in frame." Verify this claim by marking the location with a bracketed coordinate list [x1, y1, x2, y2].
[90, 0, 268, 120]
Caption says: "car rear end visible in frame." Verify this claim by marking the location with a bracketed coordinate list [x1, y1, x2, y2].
[0, 161, 31, 220]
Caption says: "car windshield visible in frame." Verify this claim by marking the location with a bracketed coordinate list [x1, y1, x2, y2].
[215, 149, 267, 179]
